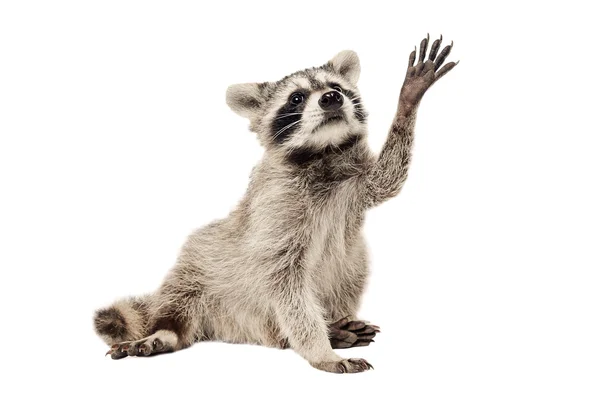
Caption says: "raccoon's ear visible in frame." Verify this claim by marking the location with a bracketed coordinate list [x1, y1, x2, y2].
[226, 83, 265, 119]
[328, 50, 361, 85]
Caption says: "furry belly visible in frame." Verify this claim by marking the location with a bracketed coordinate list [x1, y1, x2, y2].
[203, 302, 287, 348]
[314, 233, 369, 321]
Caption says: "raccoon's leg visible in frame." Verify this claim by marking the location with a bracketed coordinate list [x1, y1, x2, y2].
[106, 264, 202, 359]
[273, 289, 373, 373]
[107, 304, 194, 359]
[327, 239, 369, 322]
[106, 304, 197, 359]
[271, 251, 373, 373]
[363, 34, 457, 207]
[325, 240, 379, 349]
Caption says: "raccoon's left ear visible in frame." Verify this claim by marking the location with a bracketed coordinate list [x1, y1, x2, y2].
[328, 50, 361, 85]
[226, 83, 265, 119]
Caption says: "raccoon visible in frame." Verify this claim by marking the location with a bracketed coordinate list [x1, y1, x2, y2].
[95, 35, 457, 373]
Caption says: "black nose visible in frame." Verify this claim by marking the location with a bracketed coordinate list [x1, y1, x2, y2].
[319, 91, 344, 111]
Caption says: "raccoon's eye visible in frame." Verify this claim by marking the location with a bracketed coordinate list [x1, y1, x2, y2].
[289, 92, 304, 106]
[332, 84, 343, 93]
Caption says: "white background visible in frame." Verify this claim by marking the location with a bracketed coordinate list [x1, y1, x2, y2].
[1, 1, 598, 396]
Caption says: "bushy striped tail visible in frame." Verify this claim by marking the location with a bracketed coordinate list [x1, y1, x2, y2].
[94, 295, 152, 345]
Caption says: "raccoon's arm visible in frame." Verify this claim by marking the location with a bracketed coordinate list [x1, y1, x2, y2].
[269, 246, 342, 367]
[363, 35, 457, 207]
[363, 106, 417, 207]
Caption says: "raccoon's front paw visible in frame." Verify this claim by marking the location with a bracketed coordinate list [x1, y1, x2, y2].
[105, 331, 176, 359]
[312, 358, 374, 373]
[400, 34, 457, 107]
[329, 316, 380, 349]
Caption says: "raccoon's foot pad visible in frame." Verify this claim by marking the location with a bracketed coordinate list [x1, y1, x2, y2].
[329, 316, 380, 349]
[312, 358, 374, 374]
[105, 331, 177, 359]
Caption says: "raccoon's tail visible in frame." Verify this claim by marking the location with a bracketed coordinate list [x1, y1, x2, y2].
[94, 295, 152, 345]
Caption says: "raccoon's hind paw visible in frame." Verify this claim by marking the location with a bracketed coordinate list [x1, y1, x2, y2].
[105, 331, 177, 359]
[329, 316, 380, 349]
[312, 358, 374, 373]
[106, 338, 170, 360]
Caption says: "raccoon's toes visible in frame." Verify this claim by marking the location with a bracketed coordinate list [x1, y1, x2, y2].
[105, 332, 175, 359]
[106, 342, 130, 359]
[312, 358, 374, 373]
[329, 316, 380, 349]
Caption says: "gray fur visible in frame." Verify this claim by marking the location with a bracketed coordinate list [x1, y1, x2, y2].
[95, 41, 456, 372]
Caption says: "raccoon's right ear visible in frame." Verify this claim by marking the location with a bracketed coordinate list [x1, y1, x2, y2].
[328, 50, 361, 85]
[226, 83, 265, 119]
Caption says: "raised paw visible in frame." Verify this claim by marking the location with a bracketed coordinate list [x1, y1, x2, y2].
[401, 34, 458, 106]
[329, 316, 380, 349]
[312, 358, 374, 374]
[105, 332, 175, 359]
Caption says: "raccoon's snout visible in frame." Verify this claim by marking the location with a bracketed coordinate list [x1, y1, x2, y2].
[318, 91, 343, 111]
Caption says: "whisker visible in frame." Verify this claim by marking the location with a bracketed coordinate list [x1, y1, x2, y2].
[274, 120, 301, 138]
[273, 119, 302, 141]
[272, 109, 329, 121]
[273, 112, 303, 119]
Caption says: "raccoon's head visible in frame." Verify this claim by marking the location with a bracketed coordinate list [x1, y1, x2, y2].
[226, 51, 367, 156]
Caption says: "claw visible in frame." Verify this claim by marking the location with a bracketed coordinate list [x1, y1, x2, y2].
[109, 346, 129, 360]
[418, 34, 430, 63]
[106, 344, 119, 356]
